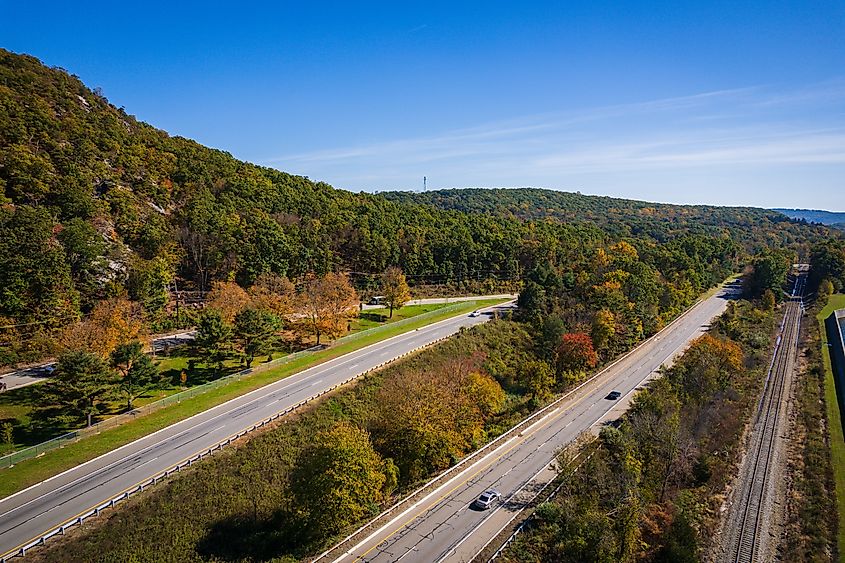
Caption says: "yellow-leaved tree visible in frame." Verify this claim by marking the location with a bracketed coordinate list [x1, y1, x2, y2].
[60, 297, 146, 359]
[289, 422, 392, 539]
[381, 266, 411, 318]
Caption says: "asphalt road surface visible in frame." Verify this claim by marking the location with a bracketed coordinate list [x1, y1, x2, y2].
[1, 296, 516, 391]
[329, 286, 736, 563]
[361, 295, 517, 311]
[0, 332, 196, 392]
[0, 302, 514, 560]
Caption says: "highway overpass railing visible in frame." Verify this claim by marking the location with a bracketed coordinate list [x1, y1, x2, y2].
[0, 302, 474, 470]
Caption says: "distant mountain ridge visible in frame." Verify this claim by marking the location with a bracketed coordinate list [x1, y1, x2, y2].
[773, 208, 845, 228]
[0, 48, 837, 367]
[382, 187, 825, 242]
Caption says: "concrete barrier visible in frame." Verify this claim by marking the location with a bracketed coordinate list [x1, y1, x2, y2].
[826, 309, 845, 437]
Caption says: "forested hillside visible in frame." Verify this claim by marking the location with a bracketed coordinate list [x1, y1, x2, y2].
[383, 188, 828, 249]
[0, 49, 834, 366]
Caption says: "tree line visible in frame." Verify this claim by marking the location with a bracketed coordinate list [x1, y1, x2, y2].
[504, 298, 781, 562]
[22, 268, 411, 433]
[1, 49, 839, 369]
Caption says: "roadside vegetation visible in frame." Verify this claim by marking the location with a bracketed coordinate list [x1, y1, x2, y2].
[2, 49, 844, 563]
[30, 244, 784, 563]
[777, 236, 845, 561]
[0, 270, 416, 455]
[30, 261, 770, 561]
[783, 239, 845, 560]
[779, 295, 839, 562]
[500, 238, 845, 563]
[32, 320, 545, 562]
[0, 298, 495, 500]
[501, 297, 779, 562]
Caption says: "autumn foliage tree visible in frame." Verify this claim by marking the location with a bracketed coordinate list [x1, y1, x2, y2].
[289, 422, 390, 538]
[206, 281, 251, 323]
[59, 297, 146, 359]
[248, 272, 296, 316]
[556, 333, 598, 379]
[372, 355, 503, 484]
[591, 309, 616, 352]
[381, 266, 411, 318]
[299, 272, 358, 345]
[519, 359, 556, 404]
[671, 334, 743, 404]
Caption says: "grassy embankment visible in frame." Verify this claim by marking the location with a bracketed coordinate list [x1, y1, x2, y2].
[0, 299, 503, 498]
[818, 294, 845, 554]
[28, 283, 736, 562]
[32, 318, 540, 563]
[0, 304, 451, 457]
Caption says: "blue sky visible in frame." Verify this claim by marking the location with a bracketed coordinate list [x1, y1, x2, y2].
[2, 1, 844, 209]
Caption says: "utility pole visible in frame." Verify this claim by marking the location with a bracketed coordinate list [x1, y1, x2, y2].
[423, 176, 427, 192]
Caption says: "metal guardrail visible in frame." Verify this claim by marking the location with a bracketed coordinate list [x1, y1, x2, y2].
[314, 282, 729, 563]
[0, 328, 461, 563]
[0, 302, 472, 469]
[488, 446, 596, 561]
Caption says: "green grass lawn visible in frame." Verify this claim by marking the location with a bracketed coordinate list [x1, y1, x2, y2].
[0, 299, 505, 498]
[0, 304, 453, 454]
[817, 293, 845, 553]
[352, 303, 448, 330]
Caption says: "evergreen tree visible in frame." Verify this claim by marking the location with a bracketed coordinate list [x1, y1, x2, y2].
[110, 341, 160, 409]
[195, 308, 233, 370]
[42, 350, 118, 427]
[234, 308, 280, 368]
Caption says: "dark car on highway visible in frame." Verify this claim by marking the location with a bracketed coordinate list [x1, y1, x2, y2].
[606, 390, 622, 400]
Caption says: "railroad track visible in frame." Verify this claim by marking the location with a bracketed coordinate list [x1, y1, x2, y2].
[729, 275, 804, 563]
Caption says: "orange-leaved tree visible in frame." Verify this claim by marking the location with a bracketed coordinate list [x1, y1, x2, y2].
[299, 272, 358, 345]
[206, 281, 251, 323]
[59, 297, 146, 359]
[672, 334, 743, 403]
[556, 332, 598, 381]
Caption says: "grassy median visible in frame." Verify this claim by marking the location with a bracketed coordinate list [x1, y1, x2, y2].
[0, 299, 506, 498]
[818, 293, 845, 553]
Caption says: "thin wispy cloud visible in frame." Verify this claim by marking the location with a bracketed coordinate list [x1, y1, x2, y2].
[261, 81, 845, 208]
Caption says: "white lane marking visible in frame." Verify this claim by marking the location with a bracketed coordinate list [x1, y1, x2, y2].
[329, 294, 731, 562]
[0, 301, 513, 526]
[136, 457, 160, 469]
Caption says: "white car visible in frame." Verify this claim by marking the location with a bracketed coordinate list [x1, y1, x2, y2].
[472, 489, 501, 510]
[469, 310, 481, 318]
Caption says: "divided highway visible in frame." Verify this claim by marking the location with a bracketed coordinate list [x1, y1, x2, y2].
[0, 301, 513, 561]
[327, 285, 736, 563]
